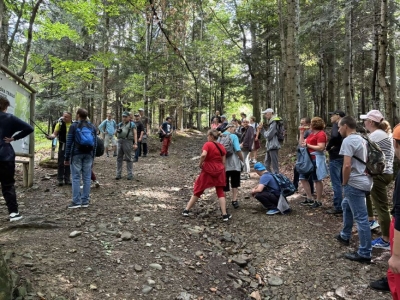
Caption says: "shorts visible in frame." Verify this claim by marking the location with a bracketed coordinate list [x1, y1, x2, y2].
[299, 160, 320, 182]
[224, 171, 241, 192]
[104, 134, 117, 147]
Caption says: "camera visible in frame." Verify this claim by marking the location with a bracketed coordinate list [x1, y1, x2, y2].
[117, 129, 122, 134]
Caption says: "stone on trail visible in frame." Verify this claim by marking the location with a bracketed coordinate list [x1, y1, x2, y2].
[142, 285, 153, 294]
[176, 291, 194, 300]
[250, 290, 261, 300]
[89, 284, 97, 290]
[335, 286, 346, 298]
[69, 231, 82, 238]
[149, 263, 162, 270]
[121, 231, 132, 241]
[268, 276, 283, 286]
[134, 264, 143, 272]
[147, 278, 156, 285]
[231, 257, 248, 267]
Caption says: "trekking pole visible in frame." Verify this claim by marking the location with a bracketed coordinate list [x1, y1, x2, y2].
[30, 118, 49, 136]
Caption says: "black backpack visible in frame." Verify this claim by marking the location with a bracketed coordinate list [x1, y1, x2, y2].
[271, 173, 296, 198]
[353, 133, 386, 176]
[95, 136, 105, 157]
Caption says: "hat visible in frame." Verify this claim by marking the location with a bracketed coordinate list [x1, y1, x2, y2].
[221, 115, 227, 118]
[138, 108, 144, 111]
[122, 111, 130, 117]
[254, 162, 266, 171]
[360, 110, 384, 123]
[328, 110, 345, 117]
[393, 124, 400, 140]
[134, 113, 140, 116]
[225, 123, 235, 129]
[261, 108, 274, 114]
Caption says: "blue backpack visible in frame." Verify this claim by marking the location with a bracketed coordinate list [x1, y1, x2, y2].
[271, 173, 296, 198]
[295, 147, 314, 174]
[75, 121, 95, 153]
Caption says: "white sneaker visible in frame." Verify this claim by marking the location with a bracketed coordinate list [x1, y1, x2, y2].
[93, 180, 100, 188]
[10, 212, 23, 222]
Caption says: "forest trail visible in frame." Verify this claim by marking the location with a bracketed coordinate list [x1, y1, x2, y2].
[0, 132, 392, 300]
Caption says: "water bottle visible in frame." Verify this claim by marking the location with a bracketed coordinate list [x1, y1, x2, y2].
[52, 137, 57, 148]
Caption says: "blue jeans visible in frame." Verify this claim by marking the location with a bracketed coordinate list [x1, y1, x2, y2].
[134, 142, 141, 160]
[329, 158, 343, 211]
[340, 185, 372, 258]
[70, 154, 93, 205]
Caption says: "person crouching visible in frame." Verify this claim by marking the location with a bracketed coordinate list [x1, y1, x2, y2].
[251, 162, 281, 215]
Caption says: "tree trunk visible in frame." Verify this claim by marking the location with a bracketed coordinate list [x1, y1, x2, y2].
[250, 21, 260, 118]
[343, 0, 355, 117]
[101, 12, 110, 121]
[285, 0, 300, 145]
[371, 1, 380, 109]
[378, 0, 392, 124]
[278, 0, 287, 117]
[0, 249, 12, 300]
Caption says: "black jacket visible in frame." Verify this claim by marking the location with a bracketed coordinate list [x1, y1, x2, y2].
[326, 122, 343, 160]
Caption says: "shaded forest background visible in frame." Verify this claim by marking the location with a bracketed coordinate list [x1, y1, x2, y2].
[0, 0, 399, 144]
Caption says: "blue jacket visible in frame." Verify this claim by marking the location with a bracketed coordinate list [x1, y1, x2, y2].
[64, 120, 97, 161]
[311, 151, 329, 180]
[0, 112, 34, 161]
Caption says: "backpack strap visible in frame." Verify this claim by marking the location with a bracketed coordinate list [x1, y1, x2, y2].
[212, 142, 223, 156]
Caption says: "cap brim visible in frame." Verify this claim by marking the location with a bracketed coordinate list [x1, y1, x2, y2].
[328, 112, 334, 115]
[360, 115, 368, 119]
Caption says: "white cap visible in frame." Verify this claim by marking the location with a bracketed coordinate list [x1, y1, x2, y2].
[138, 108, 144, 111]
[261, 108, 274, 114]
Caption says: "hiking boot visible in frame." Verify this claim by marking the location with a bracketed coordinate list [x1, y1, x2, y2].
[326, 208, 343, 215]
[232, 201, 239, 209]
[335, 234, 350, 246]
[9, 212, 22, 222]
[344, 252, 371, 264]
[127, 175, 133, 180]
[182, 210, 190, 217]
[222, 214, 232, 221]
[300, 198, 313, 206]
[115, 175, 121, 180]
[370, 220, 380, 230]
[371, 237, 390, 250]
[133, 159, 138, 162]
[266, 209, 280, 215]
[68, 203, 81, 209]
[310, 201, 322, 208]
[370, 277, 390, 292]
[57, 180, 64, 186]
[64, 180, 72, 185]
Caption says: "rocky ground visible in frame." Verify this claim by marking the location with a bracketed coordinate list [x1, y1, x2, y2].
[0, 131, 393, 300]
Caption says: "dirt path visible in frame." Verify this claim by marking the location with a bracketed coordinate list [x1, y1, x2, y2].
[0, 132, 392, 300]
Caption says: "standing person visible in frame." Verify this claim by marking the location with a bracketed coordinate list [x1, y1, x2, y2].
[231, 114, 237, 123]
[159, 117, 173, 156]
[64, 108, 97, 208]
[0, 95, 33, 221]
[326, 110, 345, 214]
[299, 117, 328, 208]
[48, 111, 73, 186]
[115, 111, 138, 180]
[293, 117, 314, 194]
[258, 108, 281, 174]
[210, 110, 221, 125]
[360, 110, 394, 249]
[388, 124, 400, 297]
[99, 113, 117, 158]
[210, 117, 220, 130]
[217, 115, 229, 132]
[182, 129, 231, 221]
[240, 118, 254, 180]
[240, 112, 246, 122]
[133, 113, 144, 162]
[222, 124, 244, 209]
[335, 116, 373, 263]
[249, 116, 261, 163]
[138, 108, 149, 157]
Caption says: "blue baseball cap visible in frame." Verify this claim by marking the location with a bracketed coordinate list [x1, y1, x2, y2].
[254, 162, 266, 171]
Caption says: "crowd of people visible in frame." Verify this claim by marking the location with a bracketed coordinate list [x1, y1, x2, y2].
[184, 107, 400, 298]
[1, 93, 400, 297]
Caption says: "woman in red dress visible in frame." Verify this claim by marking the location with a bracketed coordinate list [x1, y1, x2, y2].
[182, 129, 231, 221]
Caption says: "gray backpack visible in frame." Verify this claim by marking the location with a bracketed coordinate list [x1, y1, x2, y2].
[218, 134, 234, 157]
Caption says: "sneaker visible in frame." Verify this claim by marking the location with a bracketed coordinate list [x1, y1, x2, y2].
[68, 203, 81, 209]
[232, 201, 239, 209]
[326, 208, 343, 215]
[369, 220, 380, 230]
[81, 203, 89, 208]
[143, 154, 147, 157]
[133, 159, 138, 162]
[160, 153, 165, 156]
[344, 251, 371, 264]
[9, 212, 22, 222]
[93, 180, 100, 188]
[310, 201, 322, 208]
[335, 234, 350, 246]
[182, 209, 189, 217]
[370, 277, 390, 292]
[57, 180, 64, 187]
[64, 180, 72, 185]
[266, 209, 280, 215]
[300, 198, 314, 206]
[222, 214, 232, 221]
[115, 175, 121, 180]
[127, 175, 133, 180]
[371, 237, 390, 250]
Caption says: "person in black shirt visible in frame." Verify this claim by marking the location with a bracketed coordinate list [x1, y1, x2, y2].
[326, 109, 345, 214]
[0, 95, 34, 221]
[133, 113, 144, 162]
[388, 124, 400, 295]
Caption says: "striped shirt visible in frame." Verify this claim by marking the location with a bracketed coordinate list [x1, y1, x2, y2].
[369, 129, 394, 174]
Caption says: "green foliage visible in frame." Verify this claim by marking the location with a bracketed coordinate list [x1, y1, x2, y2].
[35, 19, 81, 42]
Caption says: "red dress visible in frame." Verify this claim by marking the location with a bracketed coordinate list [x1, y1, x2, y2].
[193, 141, 226, 196]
